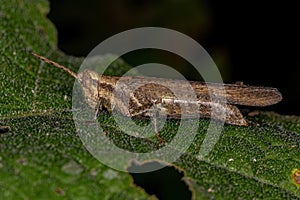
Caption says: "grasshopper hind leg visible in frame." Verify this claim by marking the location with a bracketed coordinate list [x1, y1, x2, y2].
[150, 100, 165, 146]
[93, 100, 102, 120]
[93, 87, 103, 120]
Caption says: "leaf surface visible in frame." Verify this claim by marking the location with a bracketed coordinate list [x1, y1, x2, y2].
[0, 1, 299, 199]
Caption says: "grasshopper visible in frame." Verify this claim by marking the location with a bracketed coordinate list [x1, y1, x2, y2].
[33, 53, 282, 143]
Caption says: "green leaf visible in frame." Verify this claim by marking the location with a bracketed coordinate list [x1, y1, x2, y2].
[176, 112, 300, 199]
[1, 1, 300, 199]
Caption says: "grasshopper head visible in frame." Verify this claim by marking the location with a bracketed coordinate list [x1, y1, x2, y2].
[77, 69, 100, 109]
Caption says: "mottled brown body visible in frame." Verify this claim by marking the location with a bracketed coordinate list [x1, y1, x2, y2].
[78, 70, 282, 126]
[33, 53, 282, 126]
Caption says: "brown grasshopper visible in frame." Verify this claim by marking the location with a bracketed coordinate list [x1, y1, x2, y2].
[33, 53, 282, 143]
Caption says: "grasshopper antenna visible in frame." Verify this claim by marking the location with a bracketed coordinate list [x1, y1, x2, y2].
[32, 52, 78, 79]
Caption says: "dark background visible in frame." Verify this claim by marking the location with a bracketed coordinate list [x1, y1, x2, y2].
[48, 0, 300, 116]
